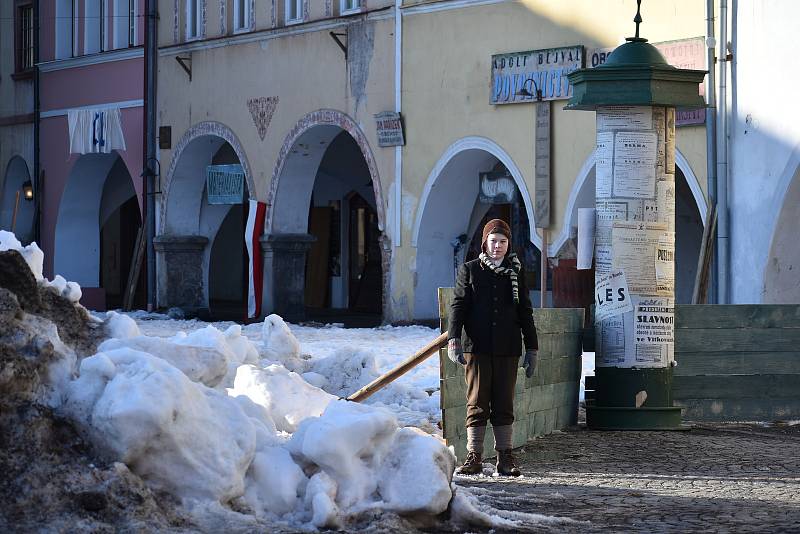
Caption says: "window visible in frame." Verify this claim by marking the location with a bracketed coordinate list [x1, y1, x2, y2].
[285, 0, 302, 24]
[16, 3, 34, 72]
[113, 0, 137, 49]
[55, 0, 75, 59]
[341, 0, 360, 15]
[84, 0, 103, 54]
[186, 0, 202, 40]
[233, 0, 250, 32]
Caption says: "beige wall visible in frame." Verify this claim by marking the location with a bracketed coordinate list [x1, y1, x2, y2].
[395, 0, 708, 319]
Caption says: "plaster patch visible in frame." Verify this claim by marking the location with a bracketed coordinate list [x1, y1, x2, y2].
[247, 97, 279, 141]
[347, 21, 375, 115]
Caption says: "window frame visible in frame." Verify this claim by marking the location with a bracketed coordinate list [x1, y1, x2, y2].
[285, 0, 303, 25]
[340, 0, 361, 16]
[14, 2, 34, 76]
[233, 0, 251, 33]
[185, 0, 202, 41]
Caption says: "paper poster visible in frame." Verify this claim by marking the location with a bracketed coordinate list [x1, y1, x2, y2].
[643, 181, 676, 228]
[596, 132, 614, 197]
[597, 106, 653, 131]
[594, 270, 633, 322]
[653, 107, 666, 172]
[613, 131, 658, 198]
[577, 208, 595, 270]
[665, 107, 676, 174]
[599, 315, 626, 366]
[634, 297, 674, 367]
[655, 232, 676, 295]
[611, 222, 669, 295]
[595, 200, 629, 274]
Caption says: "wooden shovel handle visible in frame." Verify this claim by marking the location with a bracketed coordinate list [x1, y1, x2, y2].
[346, 332, 449, 403]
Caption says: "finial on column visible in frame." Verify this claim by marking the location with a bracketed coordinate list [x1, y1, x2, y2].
[634, 0, 643, 39]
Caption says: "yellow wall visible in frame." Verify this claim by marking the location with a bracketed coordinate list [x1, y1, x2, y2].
[395, 0, 708, 319]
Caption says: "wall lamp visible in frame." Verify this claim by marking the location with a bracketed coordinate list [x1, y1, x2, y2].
[140, 157, 162, 195]
[516, 78, 543, 102]
[22, 180, 34, 201]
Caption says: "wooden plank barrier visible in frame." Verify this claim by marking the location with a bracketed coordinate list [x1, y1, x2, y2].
[438, 287, 585, 460]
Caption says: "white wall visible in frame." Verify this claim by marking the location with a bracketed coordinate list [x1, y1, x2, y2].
[729, 2, 800, 303]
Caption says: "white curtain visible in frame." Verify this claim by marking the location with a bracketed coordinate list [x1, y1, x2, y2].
[67, 107, 127, 155]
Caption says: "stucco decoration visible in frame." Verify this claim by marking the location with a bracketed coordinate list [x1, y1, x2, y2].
[267, 109, 389, 320]
[160, 121, 254, 233]
[347, 20, 375, 114]
[247, 97, 279, 141]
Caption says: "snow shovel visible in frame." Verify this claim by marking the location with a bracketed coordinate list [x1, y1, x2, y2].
[346, 332, 448, 403]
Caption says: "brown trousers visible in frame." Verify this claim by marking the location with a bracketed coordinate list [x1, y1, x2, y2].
[464, 353, 518, 428]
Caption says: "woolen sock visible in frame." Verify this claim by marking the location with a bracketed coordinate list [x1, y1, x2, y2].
[493, 424, 513, 452]
[466, 426, 486, 455]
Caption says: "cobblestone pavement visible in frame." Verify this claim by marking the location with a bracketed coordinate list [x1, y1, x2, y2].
[453, 422, 800, 533]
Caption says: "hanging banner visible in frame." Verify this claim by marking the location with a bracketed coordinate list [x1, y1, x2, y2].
[534, 101, 551, 227]
[246, 200, 267, 319]
[479, 171, 517, 204]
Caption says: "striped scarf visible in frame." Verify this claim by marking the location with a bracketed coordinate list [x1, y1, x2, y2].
[479, 252, 522, 303]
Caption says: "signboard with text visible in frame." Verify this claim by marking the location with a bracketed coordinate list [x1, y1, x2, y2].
[491, 45, 584, 105]
[374, 111, 405, 147]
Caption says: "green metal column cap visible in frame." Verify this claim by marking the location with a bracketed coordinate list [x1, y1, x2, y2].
[566, 38, 706, 110]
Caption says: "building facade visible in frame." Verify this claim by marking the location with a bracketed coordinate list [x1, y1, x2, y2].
[155, 0, 710, 323]
[0, 0, 35, 245]
[38, 0, 146, 310]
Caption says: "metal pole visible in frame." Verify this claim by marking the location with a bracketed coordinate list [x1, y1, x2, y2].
[716, 0, 730, 304]
[144, 0, 158, 311]
[10, 191, 20, 234]
[705, 0, 718, 304]
[540, 229, 547, 307]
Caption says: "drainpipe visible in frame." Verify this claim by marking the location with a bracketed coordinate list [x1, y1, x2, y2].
[144, 0, 158, 310]
[705, 0, 718, 303]
[33, 0, 41, 245]
[716, 0, 730, 303]
[394, 0, 402, 248]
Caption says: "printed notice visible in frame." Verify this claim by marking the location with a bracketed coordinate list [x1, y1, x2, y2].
[596, 132, 614, 197]
[634, 298, 674, 367]
[611, 222, 669, 295]
[653, 107, 666, 172]
[599, 315, 626, 366]
[597, 106, 653, 131]
[595, 200, 629, 274]
[655, 232, 676, 295]
[594, 270, 633, 323]
[643, 181, 676, 228]
[613, 131, 658, 198]
[665, 107, 676, 174]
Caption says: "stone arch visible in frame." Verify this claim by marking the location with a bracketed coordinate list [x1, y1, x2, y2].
[411, 136, 538, 320]
[160, 121, 254, 234]
[763, 145, 800, 302]
[263, 109, 388, 322]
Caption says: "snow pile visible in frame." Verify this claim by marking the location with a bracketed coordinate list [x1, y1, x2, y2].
[55, 318, 456, 529]
[0, 230, 81, 303]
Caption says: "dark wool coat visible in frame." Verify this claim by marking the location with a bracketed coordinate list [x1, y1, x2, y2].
[448, 257, 538, 357]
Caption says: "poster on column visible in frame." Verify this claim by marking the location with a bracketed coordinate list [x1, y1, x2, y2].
[653, 107, 666, 173]
[594, 269, 632, 323]
[595, 200, 631, 274]
[665, 108, 676, 174]
[598, 315, 626, 366]
[634, 297, 675, 367]
[643, 181, 676, 229]
[655, 232, 676, 295]
[595, 132, 614, 197]
[597, 106, 653, 130]
[611, 221, 669, 295]
[613, 132, 658, 198]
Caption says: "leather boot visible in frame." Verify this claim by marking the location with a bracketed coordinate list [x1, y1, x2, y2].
[496, 449, 521, 477]
[456, 450, 483, 475]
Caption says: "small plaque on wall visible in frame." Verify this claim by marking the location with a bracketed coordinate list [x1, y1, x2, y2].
[374, 111, 405, 147]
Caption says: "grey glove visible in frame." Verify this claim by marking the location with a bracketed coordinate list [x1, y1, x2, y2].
[448, 338, 466, 365]
[523, 349, 538, 378]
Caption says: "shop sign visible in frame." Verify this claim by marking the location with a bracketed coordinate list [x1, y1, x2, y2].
[374, 111, 405, 147]
[490, 45, 584, 105]
[479, 171, 517, 204]
[587, 37, 707, 126]
[206, 164, 244, 204]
